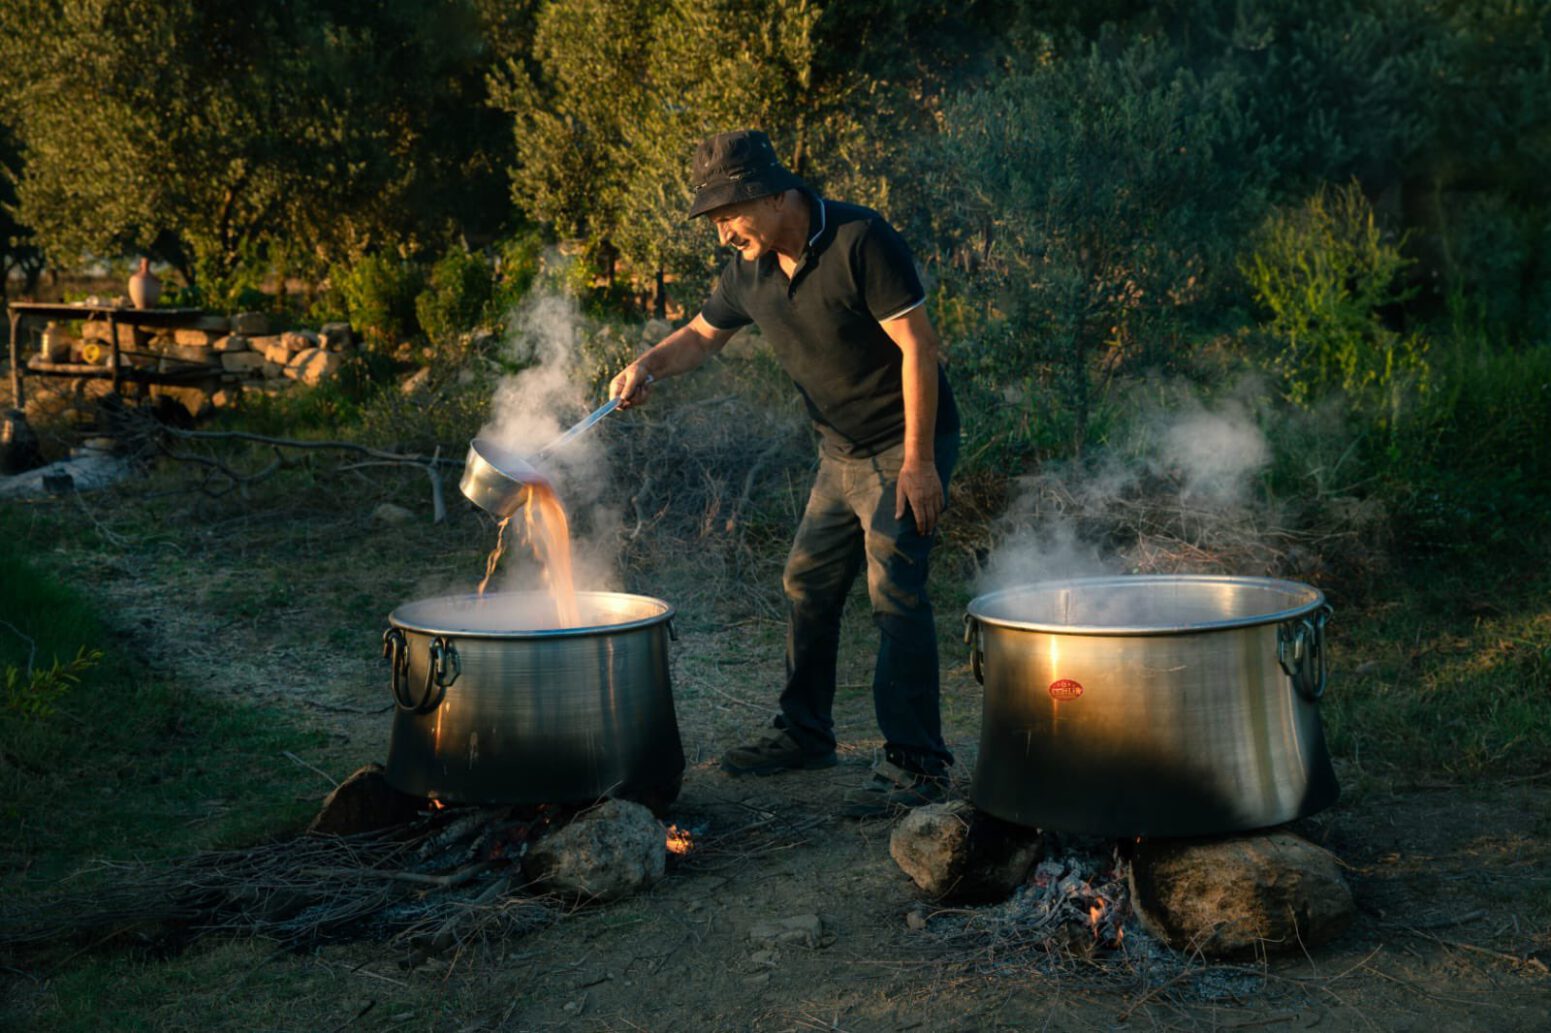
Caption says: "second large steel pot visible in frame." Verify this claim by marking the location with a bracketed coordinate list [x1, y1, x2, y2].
[964, 575, 1338, 837]
[383, 590, 684, 807]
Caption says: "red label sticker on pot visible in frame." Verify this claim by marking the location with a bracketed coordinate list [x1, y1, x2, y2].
[1048, 678, 1084, 701]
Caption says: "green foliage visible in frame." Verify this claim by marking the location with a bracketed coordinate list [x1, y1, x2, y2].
[492, 0, 992, 308]
[0, 122, 44, 295]
[1386, 338, 1551, 555]
[415, 248, 496, 358]
[0, 512, 324, 883]
[494, 231, 545, 313]
[334, 254, 426, 348]
[0, 0, 514, 288]
[1243, 181, 1429, 414]
[1326, 561, 1551, 779]
[934, 29, 1262, 464]
[4, 647, 102, 721]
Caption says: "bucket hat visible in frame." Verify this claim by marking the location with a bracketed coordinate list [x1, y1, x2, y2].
[687, 130, 806, 219]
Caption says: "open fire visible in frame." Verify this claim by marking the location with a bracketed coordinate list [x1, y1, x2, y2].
[664, 824, 694, 856]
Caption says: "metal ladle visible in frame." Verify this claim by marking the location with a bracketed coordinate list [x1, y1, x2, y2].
[458, 382, 645, 518]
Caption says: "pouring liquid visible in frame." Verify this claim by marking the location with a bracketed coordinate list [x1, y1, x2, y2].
[477, 473, 581, 628]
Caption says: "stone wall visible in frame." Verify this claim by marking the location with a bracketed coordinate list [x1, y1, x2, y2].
[27, 312, 355, 424]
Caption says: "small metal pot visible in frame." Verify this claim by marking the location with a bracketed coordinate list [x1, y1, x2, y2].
[964, 575, 1338, 837]
[383, 590, 684, 807]
[459, 438, 542, 518]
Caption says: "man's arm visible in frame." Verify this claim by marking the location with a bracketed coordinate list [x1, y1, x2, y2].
[880, 305, 944, 535]
[609, 313, 737, 407]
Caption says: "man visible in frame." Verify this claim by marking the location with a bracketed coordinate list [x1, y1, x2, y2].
[609, 129, 961, 815]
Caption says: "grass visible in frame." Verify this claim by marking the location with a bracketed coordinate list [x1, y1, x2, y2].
[0, 508, 326, 888]
[1324, 540, 1551, 785]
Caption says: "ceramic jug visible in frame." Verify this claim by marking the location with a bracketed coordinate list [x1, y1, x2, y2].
[128, 257, 161, 309]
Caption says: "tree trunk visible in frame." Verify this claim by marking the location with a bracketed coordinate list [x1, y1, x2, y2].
[654, 264, 666, 319]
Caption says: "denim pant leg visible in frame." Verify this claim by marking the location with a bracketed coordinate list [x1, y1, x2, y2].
[855, 435, 960, 774]
[775, 455, 864, 755]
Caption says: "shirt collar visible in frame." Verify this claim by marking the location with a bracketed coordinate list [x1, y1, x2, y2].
[804, 190, 827, 251]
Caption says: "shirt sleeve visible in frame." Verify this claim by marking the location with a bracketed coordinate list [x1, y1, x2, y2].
[701, 260, 753, 331]
[858, 218, 926, 323]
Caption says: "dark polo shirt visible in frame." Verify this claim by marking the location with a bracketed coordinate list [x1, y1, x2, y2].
[701, 193, 960, 458]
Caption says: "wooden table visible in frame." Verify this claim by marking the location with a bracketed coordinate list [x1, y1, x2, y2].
[7, 301, 224, 405]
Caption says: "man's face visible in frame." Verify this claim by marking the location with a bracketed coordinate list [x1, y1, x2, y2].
[708, 196, 781, 261]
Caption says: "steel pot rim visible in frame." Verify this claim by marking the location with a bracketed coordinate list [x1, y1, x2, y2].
[966, 573, 1326, 637]
[389, 589, 675, 640]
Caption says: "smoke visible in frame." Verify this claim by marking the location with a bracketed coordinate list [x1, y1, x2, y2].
[975, 377, 1276, 595]
[474, 264, 629, 605]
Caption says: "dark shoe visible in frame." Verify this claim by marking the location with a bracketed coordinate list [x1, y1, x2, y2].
[721, 731, 837, 776]
[841, 759, 949, 818]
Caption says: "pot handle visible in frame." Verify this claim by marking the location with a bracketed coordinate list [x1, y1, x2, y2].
[1278, 604, 1332, 702]
[963, 613, 985, 685]
[383, 629, 461, 713]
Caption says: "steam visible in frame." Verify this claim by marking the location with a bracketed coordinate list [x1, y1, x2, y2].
[976, 378, 1276, 595]
[475, 262, 627, 603]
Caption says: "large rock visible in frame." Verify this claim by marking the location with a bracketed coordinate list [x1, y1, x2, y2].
[890, 801, 1043, 902]
[522, 799, 665, 901]
[747, 914, 825, 949]
[281, 330, 319, 353]
[148, 383, 215, 420]
[83, 323, 149, 349]
[250, 336, 295, 364]
[400, 366, 432, 396]
[173, 328, 220, 347]
[288, 348, 344, 385]
[161, 343, 216, 367]
[220, 350, 267, 375]
[319, 322, 354, 352]
[307, 764, 422, 836]
[1129, 831, 1356, 958]
[231, 311, 270, 336]
[212, 333, 250, 353]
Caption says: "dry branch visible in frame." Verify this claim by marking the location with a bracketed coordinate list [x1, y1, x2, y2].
[145, 419, 459, 521]
[0, 804, 558, 957]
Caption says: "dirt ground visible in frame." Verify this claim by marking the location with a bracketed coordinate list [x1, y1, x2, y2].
[6, 463, 1551, 1031]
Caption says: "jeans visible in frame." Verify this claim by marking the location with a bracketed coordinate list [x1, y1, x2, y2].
[773, 432, 960, 775]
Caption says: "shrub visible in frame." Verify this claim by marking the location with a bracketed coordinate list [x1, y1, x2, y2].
[4, 646, 101, 720]
[415, 248, 496, 360]
[1386, 336, 1551, 555]
[335, 253, 426, 347]
[494, 231, 544, 314]
[933, 30, 1262, 466]
[1241, 180, 1429, 417]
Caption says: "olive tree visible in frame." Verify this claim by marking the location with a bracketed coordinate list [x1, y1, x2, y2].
[0, 0, 511, 300]
[933, 32, 1262, 460]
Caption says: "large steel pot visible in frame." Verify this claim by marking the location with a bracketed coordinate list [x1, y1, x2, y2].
[383, 590, 684, 807]
[964, 575, 1337, 837]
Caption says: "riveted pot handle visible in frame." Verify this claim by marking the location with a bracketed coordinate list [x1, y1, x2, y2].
[384, 630, 460, 713]
[383, 628, 413, 709]
[1278, 604, 1332, 702]
[963, 613, 985, 685]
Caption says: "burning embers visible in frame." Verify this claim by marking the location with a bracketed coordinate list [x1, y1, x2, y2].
[894, 802, 1359, 967]
[1004, 851, 1131, 953]
[664, 823, 695, 856]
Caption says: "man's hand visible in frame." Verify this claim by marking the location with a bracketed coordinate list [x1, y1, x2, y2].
[609, 363, 653, 409]
[895, 459, 944, 535]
